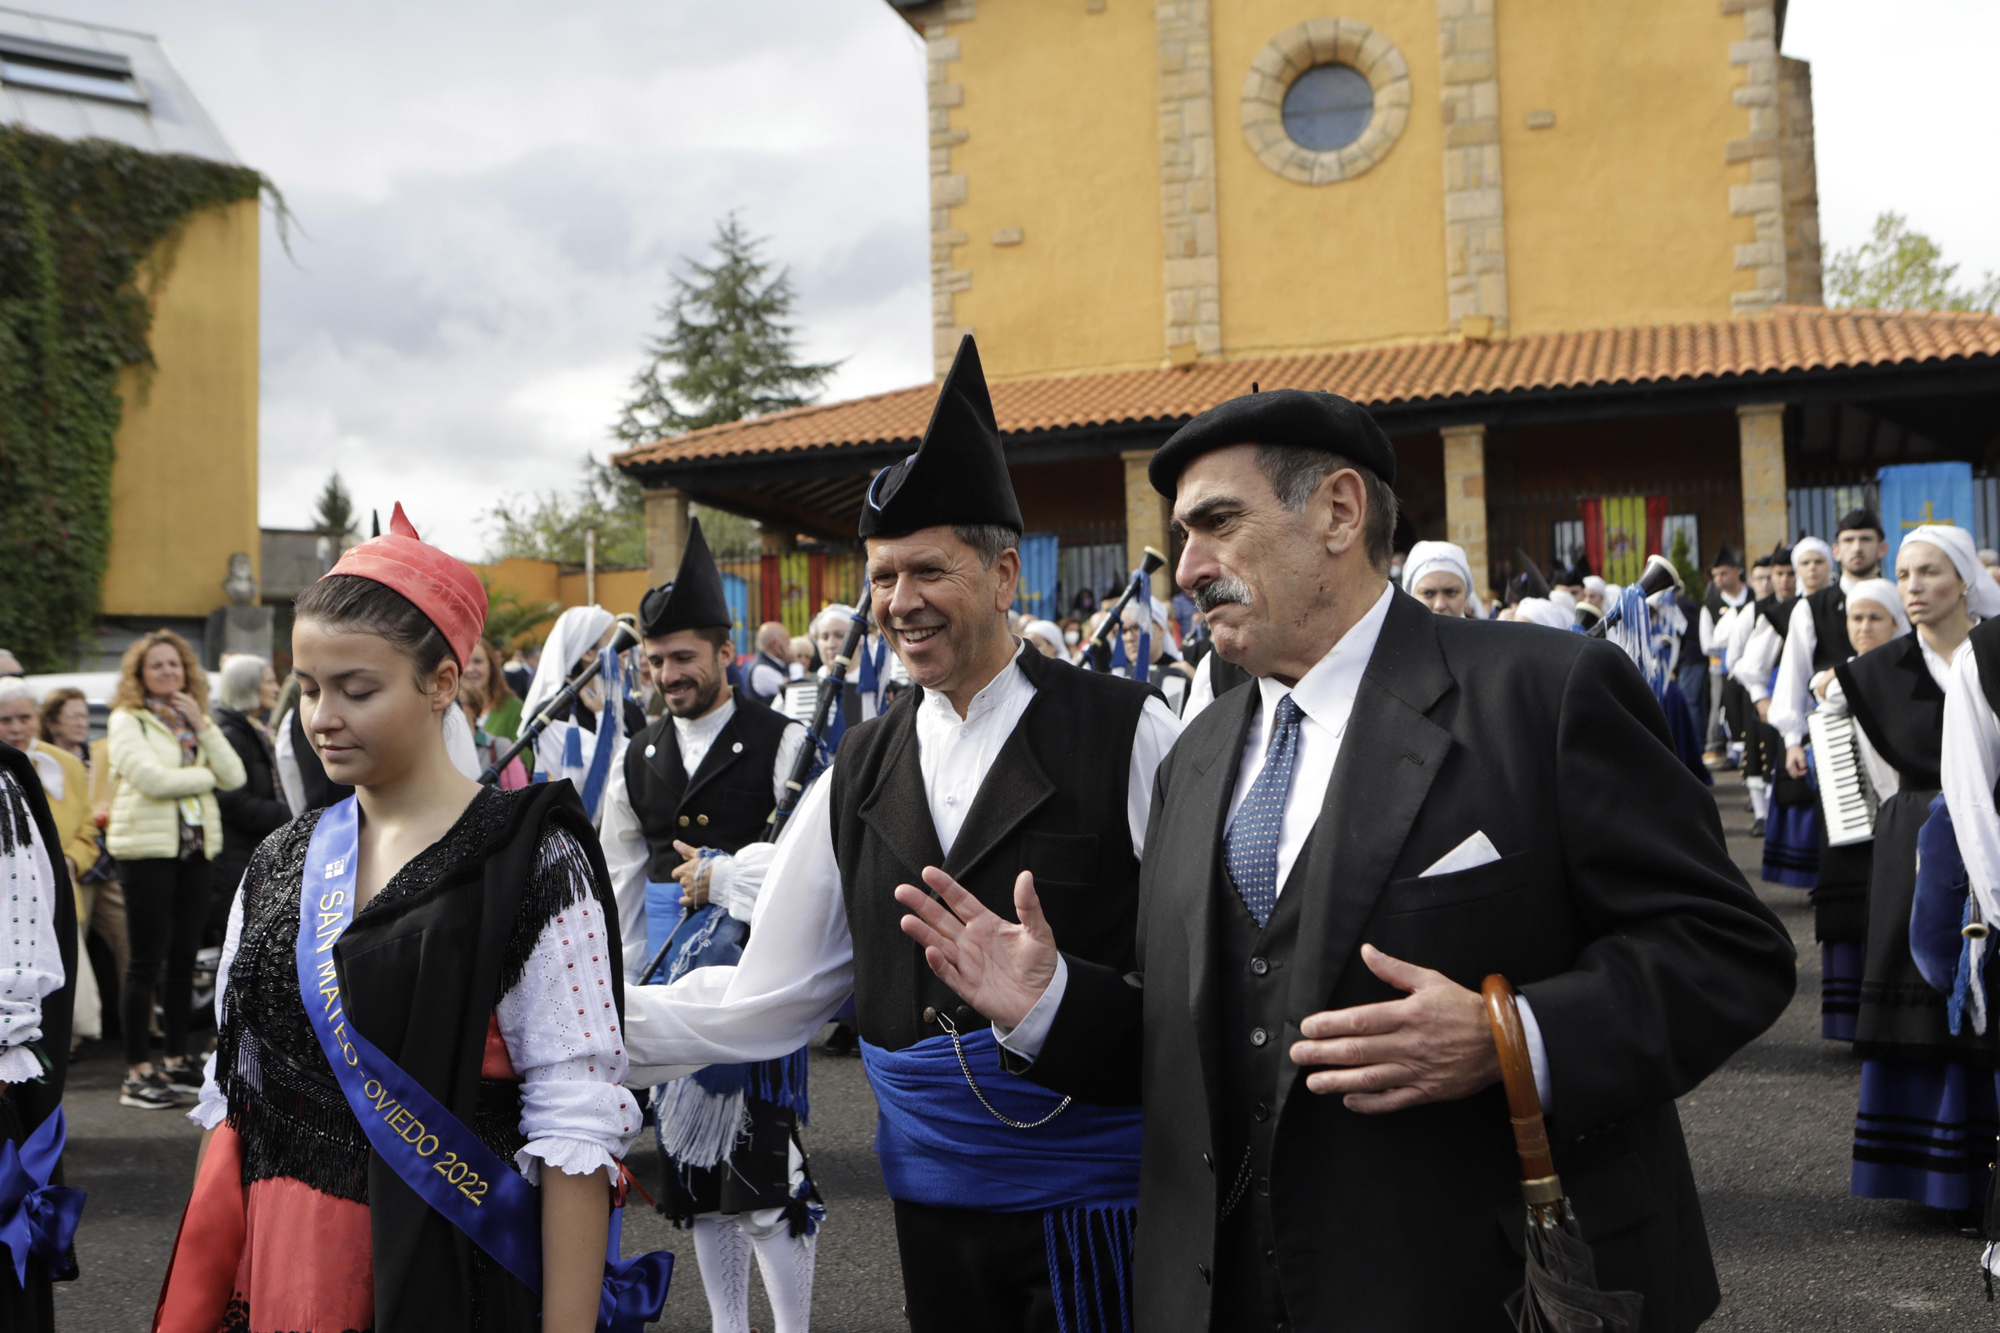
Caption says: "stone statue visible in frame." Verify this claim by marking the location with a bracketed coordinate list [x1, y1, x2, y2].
[223, 552, 259, 606]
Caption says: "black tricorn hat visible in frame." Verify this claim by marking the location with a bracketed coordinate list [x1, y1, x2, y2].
[1769, 542, 1794, 565]
[1836, 507, 1883, 537]
[1710, 542, 1744, 570]
[858, 335, 1022, 539]
[1147, 387, 1397, 497]
[639, 518, 732, 637]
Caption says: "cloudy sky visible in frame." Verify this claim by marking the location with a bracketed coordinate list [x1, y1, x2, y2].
[42, 1, 2000, 558]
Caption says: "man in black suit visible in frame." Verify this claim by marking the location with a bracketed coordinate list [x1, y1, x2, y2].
[896, 389, 1796, 1332]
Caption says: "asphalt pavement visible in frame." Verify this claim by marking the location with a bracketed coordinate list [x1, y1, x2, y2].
[48, 769, 1998, 1329]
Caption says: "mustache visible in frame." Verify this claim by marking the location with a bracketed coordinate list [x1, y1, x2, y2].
[1195, 577, 1253, 613]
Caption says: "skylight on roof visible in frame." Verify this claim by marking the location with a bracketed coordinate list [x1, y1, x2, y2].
[0, 34, 145, 106]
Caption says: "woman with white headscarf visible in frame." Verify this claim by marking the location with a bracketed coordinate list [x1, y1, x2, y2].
[1837, 526, 1999, 1223]
[1796, 578, 1909, 1043]
[519, 605, 632, 819]
[1510, 598, 1575, 632]
[1401, 540, 1483, 618]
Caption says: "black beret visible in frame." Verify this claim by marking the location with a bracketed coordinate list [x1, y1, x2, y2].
[1148, 388, 1396, 497]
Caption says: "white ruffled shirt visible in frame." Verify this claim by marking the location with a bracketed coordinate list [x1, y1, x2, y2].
[193, 825, 638, 1184]
[0, 770, 66, 1084]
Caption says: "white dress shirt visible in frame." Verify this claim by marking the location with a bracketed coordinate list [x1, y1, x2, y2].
[1944, 639, 2000, 930]
[1698, 587, 1750, 660]
[622, 643, 1185, 1086]
[1770, 572, 1866, 746]
[1005, 585, 1553, 1108]
[599, 696, 807, 978]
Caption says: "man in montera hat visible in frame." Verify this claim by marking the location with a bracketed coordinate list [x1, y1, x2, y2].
[895, 387, 1795, 1331]
[1697, 542, 1750, 762]
[622, 336, 1183, 1332]
[596, 518, 819, 1331]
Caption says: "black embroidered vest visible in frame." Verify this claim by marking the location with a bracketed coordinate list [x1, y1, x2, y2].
[1756, 595, 1796, 655]
[1805, 584, 1853, 671]
[622, 690, 791, 881]
[828, 650, 1152, 1051]
[1835, 636, 1944, 790]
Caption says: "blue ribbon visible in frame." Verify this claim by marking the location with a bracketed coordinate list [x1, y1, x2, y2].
[598, 1207, 673, 1333]
[579, 645, 629, 819]
[300, 797, 672, 1323]
[0, 1106, 83, 1285]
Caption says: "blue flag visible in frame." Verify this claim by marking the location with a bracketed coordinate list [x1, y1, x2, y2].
[1879, 462, 1976, 571]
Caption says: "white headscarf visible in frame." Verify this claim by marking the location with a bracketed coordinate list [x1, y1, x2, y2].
[522, 605, 615, 725]
[1514, 598, 1574, 631]
[1844, 577, 1910, 637]
[1792, 535, 1834, 590]
[1547, 588, 1577, 616]
[1121, 597, 1180, 662]
[1023, 620, 1065, 655]
[1901, 525, 2000, 620]
[1401, 541, 1473, 597]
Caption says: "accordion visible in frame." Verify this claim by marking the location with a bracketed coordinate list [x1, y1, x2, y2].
[1809, 710, 1878, 847]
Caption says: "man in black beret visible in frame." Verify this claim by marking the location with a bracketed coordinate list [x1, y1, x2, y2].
[894, 387, 1795, 1331]
[597, 517, 818, 1329]
[621, 336, 1184, 1333]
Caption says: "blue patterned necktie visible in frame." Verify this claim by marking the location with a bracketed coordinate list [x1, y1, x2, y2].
[1224, 694, 1304, 928]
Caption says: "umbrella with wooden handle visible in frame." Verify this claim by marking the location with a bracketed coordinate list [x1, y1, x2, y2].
[1483, 975, 1644, 1333]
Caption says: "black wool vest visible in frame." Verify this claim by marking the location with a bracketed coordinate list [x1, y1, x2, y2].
[1757, 595, 1796, 651]
[1805, 585, 1853, 670]
[623, 690, 791, 881]
[1973, 618, 2000, 725]
[1835, 636, 1945, 791]
[829, 649, 1152, 1052]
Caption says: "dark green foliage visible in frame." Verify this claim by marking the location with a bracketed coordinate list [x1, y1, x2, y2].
[312, 469, 356, 541]
[613, 214, 839, 442]
[0, 128, 265, 671]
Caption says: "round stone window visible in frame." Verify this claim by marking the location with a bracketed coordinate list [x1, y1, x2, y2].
[1282, 64, 1373, 152]
[1242, 19, 1411, 185]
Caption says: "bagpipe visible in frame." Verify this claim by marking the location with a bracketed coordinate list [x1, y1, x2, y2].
[766, 601, 873, 841]
[1585, 554, 1683, 640]
[478, 622, 640, 786]
[1082, 546, 1166, 673]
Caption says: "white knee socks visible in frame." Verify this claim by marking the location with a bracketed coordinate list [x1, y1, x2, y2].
[691, 1213, 755, 1333]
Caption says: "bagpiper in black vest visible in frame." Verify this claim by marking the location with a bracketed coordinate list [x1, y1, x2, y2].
[1803, 584, 1854, 671]
[828, 646, 1153, 1052]
[1756, 594, 1796, 648]
[621, 687, 792, 880]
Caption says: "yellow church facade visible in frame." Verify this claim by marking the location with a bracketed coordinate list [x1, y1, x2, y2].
[617, 2, 2000, 609]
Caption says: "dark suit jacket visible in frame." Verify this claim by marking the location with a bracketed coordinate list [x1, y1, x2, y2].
[1032, 589, 1794, 1332]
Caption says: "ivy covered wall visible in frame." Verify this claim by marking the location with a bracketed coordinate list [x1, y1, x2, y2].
[0, 128, 264, 673]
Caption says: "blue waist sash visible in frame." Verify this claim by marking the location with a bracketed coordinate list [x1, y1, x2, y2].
[860, 1029, 1141, 1213]
[301, 797, 670, 1329]
[0, 1106, 83, 1286]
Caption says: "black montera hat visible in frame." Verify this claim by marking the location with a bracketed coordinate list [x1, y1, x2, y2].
[1836, 507, 1883, 537]
[1769, 542, 1794, 566]
[639, 518, 732, 637]
[1710, 542, 1744, 569]
[1147, 387, 1397, 497]
[1565, 553, 1593, 582]
[1507, 549, 1550, 606]
[858, 335, 1022, 539]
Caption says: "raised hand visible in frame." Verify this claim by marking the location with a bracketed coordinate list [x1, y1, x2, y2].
[1288, 944, 1500, 1114]
[894, 867, 1059, 1030]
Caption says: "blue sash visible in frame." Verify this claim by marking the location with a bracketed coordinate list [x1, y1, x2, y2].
[863, 1029, 1140, 1333]
[300, 797, 671, 1328]
[0, 1106, 83, 1286]
[860, 1029, 1140, 1211]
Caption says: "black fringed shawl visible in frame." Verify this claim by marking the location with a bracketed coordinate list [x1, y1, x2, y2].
[216, 781, 623, 1332]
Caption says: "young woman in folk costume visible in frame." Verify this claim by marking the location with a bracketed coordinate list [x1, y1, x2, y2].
[1799, 579, 1909, 1041]
[156, 506, 662, 1333]
[1836, 526, 2000, 1227]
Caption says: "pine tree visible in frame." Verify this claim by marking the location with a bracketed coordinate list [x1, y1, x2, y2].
[614, 214, 840, 443]
[311, 470, 355, 540]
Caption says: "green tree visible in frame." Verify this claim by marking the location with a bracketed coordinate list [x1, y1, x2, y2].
[311, 469, 355, 541]
[1826, 212, 2000, 313]
[613, 214, 840, 442]
[1667, 528, 1702, 599]
[485, 457, 647, 567]
[481, 580, 560, 652]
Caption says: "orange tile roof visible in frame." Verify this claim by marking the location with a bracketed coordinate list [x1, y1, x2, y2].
[614, 306, 2000, 470]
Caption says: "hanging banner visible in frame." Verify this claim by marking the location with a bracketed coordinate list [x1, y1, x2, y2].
[1879, 462, 1976, 570]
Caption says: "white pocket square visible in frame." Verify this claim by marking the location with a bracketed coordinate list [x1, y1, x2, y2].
[1419, 831, 1501, 878]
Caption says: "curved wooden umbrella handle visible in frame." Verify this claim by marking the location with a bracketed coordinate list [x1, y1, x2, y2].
[1482, 974, 1562, 1215]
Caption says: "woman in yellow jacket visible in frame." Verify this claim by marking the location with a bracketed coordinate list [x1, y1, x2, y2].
[104, 630, 245, 1110]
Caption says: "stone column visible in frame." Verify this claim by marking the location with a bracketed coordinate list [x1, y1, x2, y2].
[643, 486, 689, 588]
[1441, 424, 1492, 602]
[1736, 403, 1788, 557]
[1157, 0, 1221, 363]
[1121, 449, 1174, 603]
[1436, 0, 1509, 335]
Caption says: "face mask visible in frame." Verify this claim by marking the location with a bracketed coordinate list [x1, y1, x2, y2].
[1064, 631, 1080, 646]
